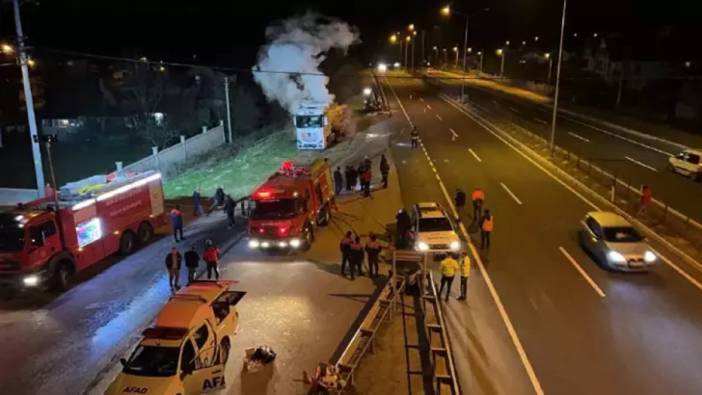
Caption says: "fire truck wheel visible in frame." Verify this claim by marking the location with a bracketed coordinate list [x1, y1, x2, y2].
[303, 227, 314, 250]
[52, 261, 72, 292]
[137, 222, 154, 245]
[220, 337, 231, 365]
[119, 231, 136, 255]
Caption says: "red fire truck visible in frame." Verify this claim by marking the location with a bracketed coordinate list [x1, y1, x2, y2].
[248, 159, 334, 250]
[0, 171, 165, 291]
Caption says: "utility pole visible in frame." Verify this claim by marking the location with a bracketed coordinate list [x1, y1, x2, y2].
[411, 38, 415, 71]
[404, 39, 409, 70]
[461, 14, 469, 100]
[224, 76, 234, 143]
[398, 40, 403, 65]
[13, 0, 45, 196]
[549, 0, 567, 155]
[500, 50, 506, 77]
[421, 30, 426, 67]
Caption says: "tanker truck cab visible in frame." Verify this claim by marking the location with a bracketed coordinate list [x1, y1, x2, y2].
[107, 281, 245, 395]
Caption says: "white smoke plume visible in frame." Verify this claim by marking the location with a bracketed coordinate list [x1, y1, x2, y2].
[252, 12, 360, 114]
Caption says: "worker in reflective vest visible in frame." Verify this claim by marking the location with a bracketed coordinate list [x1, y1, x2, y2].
[458, 252, 471, 300]
[365, 233, 383, 277]
[480, 210, 493, 250]
[471, 188, 485, 221]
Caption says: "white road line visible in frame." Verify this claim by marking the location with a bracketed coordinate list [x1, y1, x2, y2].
[468, 148, 482, 163]
[534, 118, 549, 125]
[625, 156, 658, 172]
[567, 117, 674, 156]
[500, 182, 523, 205]
[427, 104, 432, 110]
[558, 247, 606, 298]
[449, 128, 459, 139]
[436, 114, 443, 121]
[568, 132, 590, 143]
[385, 79, 545, 395]
[419, 97, 424, 102]
[509, 107, 520, 114]
[651, 248, 702, 292]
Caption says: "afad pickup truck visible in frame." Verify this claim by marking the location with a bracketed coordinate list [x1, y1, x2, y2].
[107, 281, 245, 395]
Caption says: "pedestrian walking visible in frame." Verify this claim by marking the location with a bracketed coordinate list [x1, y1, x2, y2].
[164, 246, 182, 290]
[192, 188, 205, 217]
[170, 205, 185, 242]
[480, 209, 493, 250]
[334, 167, 344, 195]
[454, 188, 466, 220]
[395, 208, 411, 248]
[184, 245, 200, 284]
[340, 231, 353, 277]
[349, 236, 364, 279]
[209, 186, 225, 215]
[224, 195, 236, 228]
[638, 185, 652, 217]
[458, 251, 471, 300]
[410, 126, 419, 149]
[203, 240, 221, 280]
[380, 154, 390, 189]
[360, 169, 372, 197]
[471, 187, 485, 221]
[365, 233, 383, 277]
[439, 253, 460, 302]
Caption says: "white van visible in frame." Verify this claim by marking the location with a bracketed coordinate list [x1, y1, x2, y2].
[669, 148, 702, 181]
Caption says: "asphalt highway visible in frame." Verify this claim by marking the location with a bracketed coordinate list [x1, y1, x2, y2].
[384, 74, 702, 395]
[428, 71, 702, 226]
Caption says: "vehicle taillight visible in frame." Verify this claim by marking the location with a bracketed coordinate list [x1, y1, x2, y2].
[258, 228, 265, 234]
[278, 227, 289, 236]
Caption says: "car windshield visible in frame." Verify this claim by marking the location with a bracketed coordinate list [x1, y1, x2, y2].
[603, 226, 643, 243]
[0, 213, 24, 251]
[419, 217, 453, 232]
[296, 115, 323, 128]
[252, 199, 298, 219]
[123, 345, 179, 377]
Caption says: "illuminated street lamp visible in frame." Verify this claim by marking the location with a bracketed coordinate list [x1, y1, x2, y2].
[440, 5, 450, 16]
[505, 40, 510, 46]
[389, 34, 397, 44]
[545, 52, 553, 83]
[534, 36, 540, 42]
[27, 57, 35, 68]
[477, 50, 484, 74]
[496, 48, 505, 77]
[1, 43, 14, 54]
[408, 24, 415, 31]
[453, 46, 459, 67]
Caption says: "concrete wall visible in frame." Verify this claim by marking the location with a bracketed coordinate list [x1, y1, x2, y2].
[123, 123, 226, 176]
[0, 188, 40, 207]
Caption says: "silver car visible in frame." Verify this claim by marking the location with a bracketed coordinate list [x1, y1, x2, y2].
[578, 211, 657, 271]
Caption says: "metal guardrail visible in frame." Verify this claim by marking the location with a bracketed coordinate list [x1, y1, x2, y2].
[333, 275, 406, 392]
[422, 271, 461, 395]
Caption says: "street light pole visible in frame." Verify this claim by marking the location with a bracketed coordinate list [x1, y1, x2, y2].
[411, 38, 415, 71]
[478, 51, 484, 74]
[13, 0, 45, 197]
[549, 0, 567, 155]
[461, 14, 468, 100]
[421, 30, 426, 67]
[499, 50, 505, 77]
[224, 76, 234, 144]
[546, 55, 553, 84]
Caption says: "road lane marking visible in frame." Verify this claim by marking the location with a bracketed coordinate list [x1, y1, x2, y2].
[468, 148, 482, 163]
[419, 97, 424, 102]
[534, 118, 549, 125]
[436, 114, 443, 121]
[509, 107, 520, 114]
[427, 104, 432, 110]
[624, 156, 658, 172]
[651, 247, 702, 292]
[449, 128, 459, 139]
[500, 182, 523, 205]
[567, 132, 590, 143]
[385, 79, 545, 395]
[566, 117, 674, 156]
[559, 247, 606, 298]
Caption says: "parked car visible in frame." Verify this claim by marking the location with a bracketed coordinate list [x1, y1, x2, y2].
[579, 211, 657, 271]
[410, 202, 462, 256]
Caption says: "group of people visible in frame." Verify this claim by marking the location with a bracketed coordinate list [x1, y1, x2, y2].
[339, 231, 385, 279]
[333, 154, 391, 198]
[454, 187, 494, 250]
[438, 251, 472, 301]
[163, 239, 222, 291]
[192, 186, 241, 228]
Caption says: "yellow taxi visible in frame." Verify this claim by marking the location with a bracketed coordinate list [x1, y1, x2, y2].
[106, 281, 245, 395]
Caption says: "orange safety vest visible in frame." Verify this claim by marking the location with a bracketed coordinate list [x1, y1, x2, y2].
[471, 189, 485, 201]
[482, 216, 494, 232]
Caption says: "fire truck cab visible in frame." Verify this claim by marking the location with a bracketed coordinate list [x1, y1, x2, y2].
[248, 159, 334, 250]
[107, 281, 245, 395]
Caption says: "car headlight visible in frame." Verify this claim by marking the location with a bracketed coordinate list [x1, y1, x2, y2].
[608, 251, 627, 264]
[449, 241, 461, 251]
[416, 241, 429, 251]
[261, 241, 270, 248]
[23, 274, 40, 287]
[289, 238, 301, 248]
[644, 250, 656, 263]
[278, 241, 288, 248]
[248, 239, 260, 249]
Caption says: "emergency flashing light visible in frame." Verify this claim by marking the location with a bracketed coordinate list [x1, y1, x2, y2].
[257, 191, 271, 199]
[278, 227, 289, 236]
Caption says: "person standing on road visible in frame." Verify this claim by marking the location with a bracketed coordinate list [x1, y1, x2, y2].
[365, 233, 383, 277]
[439, 253, 459, 302]
[395, 208, 411, 248]
[224, 195, 236, 228]
[349, 166, 358, 192]
[164, 246, 182, 290]
[344, 166, 353, 191]
[203, 240, 221, 280]
[209, 187, 225, 215]
[192, 188, 205, 217]
[471, 187, 485, 221]
[340, 231, 353, 277]
[170, 205, 185, 242]
[380, 154, 390, 189]
[349, 236, 365, 279]
[458, 251, 471, 300]
[184, 245, 200, 284]
[638, 185, 652, 217]
[334, 167, 344, 195]
[480, 210, 493, 250]
[360, 168, 372, 197]
[454, 188, 466, 220]
[410, 126, 419, 149]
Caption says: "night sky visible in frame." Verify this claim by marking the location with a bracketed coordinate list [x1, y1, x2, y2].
[1, 0, 700, 68]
